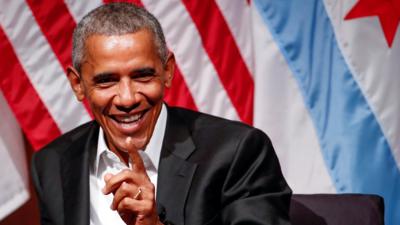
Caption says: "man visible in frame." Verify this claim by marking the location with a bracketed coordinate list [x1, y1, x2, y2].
[31, 2, 291, 225]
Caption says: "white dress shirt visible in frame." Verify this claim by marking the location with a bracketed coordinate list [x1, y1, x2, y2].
[89, 104, 167, 225]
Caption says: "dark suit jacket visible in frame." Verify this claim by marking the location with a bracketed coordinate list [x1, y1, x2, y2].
[31, 107, 292, 225]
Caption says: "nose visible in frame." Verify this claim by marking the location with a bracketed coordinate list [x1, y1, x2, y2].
[115, 78, 139, 112]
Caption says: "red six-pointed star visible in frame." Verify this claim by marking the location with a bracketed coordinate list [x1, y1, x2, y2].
[345, 0, 400, 47]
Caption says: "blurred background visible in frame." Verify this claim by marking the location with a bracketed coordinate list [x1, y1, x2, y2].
[0, 0, 399, 224]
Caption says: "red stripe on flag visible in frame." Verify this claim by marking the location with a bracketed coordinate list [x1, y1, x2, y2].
[164, 65, 198, 111]
[0, 27, 62, 150]
[25, 0, 74, 70]
[181, 0, 254, 125]
[26, 0, 93, 116]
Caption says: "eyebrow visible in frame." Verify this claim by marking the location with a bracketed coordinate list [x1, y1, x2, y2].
[92, 73, 114, 83]
[132, 67, 156, 75]
[91, 67, 156, 82]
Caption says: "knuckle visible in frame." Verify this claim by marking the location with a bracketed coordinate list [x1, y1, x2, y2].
[147, 191, 155, 201]
[120, 182, 129, 193]
[120, 198, 131, 209]
[122, 169, 131, 176]
[143, 200, 154, 212]
[144, 183, 155, 193]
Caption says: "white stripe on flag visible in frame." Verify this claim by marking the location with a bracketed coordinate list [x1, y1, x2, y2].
[0, 0, 91, 133]
[142, 0, 240, 121]
[324, 0, 400, 169]
[64, 0, 102, 22]
[251, 3, 336, 193]
[0, 91, 29, 220]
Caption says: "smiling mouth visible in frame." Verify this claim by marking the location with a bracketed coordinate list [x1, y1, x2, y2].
[110, 110, 148, 130]
[113, 113, 143, 123]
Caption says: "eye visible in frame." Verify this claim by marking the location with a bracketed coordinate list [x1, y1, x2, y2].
[132, 68, 156, 82]
[134, 73, 153, 82]
[93, 74, 118, 87]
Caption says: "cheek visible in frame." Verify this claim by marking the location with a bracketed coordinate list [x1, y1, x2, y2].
[140, 82, 165, 102]
[87, 89, 115, 113]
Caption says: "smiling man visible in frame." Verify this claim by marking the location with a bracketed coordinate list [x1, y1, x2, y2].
[70, 30, 172, 166]
[31, 3, 291, 225]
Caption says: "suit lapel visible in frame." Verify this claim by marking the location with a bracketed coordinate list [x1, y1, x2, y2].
[61, 122, 99, 225]
[157, 108, 197, 225]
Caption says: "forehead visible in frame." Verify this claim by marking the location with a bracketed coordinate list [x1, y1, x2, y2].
[80, 30, 162, 76]
[83, 30, 157, 59]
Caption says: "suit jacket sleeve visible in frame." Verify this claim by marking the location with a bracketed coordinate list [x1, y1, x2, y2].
[220, 128, 291, 225]
[31, 148, 65, 225]
[31, 153, 54, 225]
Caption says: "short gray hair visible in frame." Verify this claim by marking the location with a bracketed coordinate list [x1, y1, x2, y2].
[72, 2, 168, 73]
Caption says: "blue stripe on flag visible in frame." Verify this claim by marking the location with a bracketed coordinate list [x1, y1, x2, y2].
[253, 0, 400, 224]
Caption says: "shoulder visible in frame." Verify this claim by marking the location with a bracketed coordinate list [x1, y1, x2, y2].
[32, 121, 97, 166]
[168, 106, 269, 143]
[168, 107, 272, 164]
[168, 106, 261, 133]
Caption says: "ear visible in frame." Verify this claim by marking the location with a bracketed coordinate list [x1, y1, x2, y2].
[67, 66, 85, 101]
[163, 52, 175, 88]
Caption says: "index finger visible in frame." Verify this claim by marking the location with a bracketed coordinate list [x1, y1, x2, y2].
[125, 137, 146, 173]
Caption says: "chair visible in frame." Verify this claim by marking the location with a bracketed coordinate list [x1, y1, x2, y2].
[290, 194, 384, 225]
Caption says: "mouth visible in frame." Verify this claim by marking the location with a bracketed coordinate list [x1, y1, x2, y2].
[109, 109, 148, 133]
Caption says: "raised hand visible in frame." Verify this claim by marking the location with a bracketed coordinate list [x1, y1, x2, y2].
[102, 137, 162, 225]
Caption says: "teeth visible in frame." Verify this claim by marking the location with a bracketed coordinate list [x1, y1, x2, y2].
[115, 113, 142, 123]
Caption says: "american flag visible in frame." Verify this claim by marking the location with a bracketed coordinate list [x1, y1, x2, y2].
[0, 0, 399, 224]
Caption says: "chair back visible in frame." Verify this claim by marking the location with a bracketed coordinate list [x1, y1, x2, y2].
[290, 194, 384, 225]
